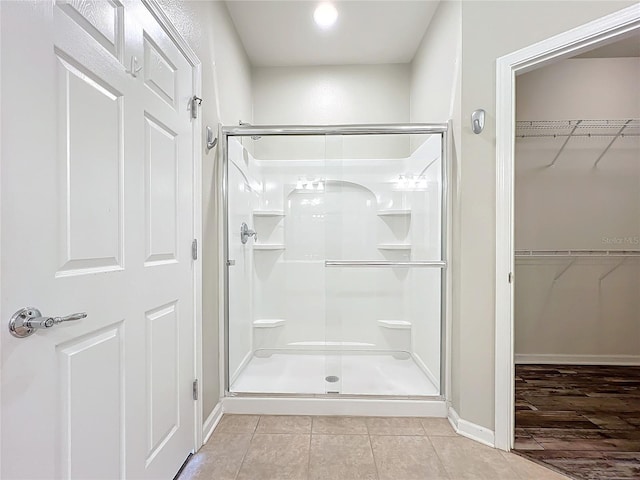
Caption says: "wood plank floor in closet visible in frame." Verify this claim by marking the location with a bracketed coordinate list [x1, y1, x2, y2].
[514, 365, 640, 480]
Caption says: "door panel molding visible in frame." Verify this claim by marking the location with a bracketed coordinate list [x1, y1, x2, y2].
[57, 322, 125, 479]
[55, 0, 125, 61]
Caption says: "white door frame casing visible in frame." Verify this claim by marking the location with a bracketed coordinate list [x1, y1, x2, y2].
[142, 0, 205, 452]
[494, 4, 640, 451]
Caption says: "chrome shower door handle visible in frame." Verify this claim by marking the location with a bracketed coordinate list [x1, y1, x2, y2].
[8, 307, 87, 338]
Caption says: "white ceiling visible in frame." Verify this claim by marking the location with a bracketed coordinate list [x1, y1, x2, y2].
[225, 1, 440, 67]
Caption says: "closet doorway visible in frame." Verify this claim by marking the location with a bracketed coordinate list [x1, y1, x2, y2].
[512, 34, 640, 479]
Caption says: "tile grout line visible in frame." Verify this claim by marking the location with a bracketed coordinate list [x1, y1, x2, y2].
[425, 434, 454, 480]
[232, 415, 259, 480]
[306, 418, 313, 480]
[363, 419, 381, 480]
[367, 430, 382, 480]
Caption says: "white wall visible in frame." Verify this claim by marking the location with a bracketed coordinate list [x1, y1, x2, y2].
[253, 64, 410, 125]
[514, 58, 640, 360]
[410, 0, 462, 149]
[158, 0, 253, 422]
[516, 58, 640, 120]
[252, 64, 411, 159]
[458, 0, 637, 431]
[409, 0, 462, 411]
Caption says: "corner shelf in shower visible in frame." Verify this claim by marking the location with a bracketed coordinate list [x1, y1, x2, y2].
[377, 209, 411, 217]
[253, 319, 286, 328]
[253, 244, 285, 250]
[252, 210, 285, 217]
[378, 320, 412, 329]
[377, 243, 412, 250]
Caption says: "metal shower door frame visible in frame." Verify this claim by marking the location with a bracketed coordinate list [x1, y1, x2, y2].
[220, 123, 451, 400]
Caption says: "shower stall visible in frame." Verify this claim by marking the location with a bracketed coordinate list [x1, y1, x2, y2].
[221, 124, 449, 399]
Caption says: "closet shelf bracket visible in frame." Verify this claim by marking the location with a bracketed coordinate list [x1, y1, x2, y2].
[598, 257, 627, 287]
[552, 258, 576, 283]
[593, 119, 632, 167]
[549, 120, 581, 167]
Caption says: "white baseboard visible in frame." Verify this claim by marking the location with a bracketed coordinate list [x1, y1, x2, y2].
[223, 396, 447, 417]
[515, 354, 640, 366]
[202, 401, 223, 445]
[411, 353, 440, 389]
[448, 406, 495, 448]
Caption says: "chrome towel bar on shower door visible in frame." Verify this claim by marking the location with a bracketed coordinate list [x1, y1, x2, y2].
[324, 260, 447, 268]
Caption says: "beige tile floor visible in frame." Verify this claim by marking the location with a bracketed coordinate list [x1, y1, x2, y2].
[178, 415, 571, 480]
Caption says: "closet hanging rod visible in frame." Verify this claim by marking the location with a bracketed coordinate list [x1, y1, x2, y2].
[515, 249, 640, 258]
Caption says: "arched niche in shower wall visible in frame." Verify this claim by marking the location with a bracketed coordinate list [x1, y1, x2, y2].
[285, 179, 378, 261]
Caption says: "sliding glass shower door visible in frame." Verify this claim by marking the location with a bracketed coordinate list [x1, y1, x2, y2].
[224, 126, 446, 397]
[323, 132, 444, 395]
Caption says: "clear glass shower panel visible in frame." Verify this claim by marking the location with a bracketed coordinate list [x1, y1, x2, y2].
[227, 130, 445, 397]
[228, 135, 330, 394]
[323, 134, 443, 396]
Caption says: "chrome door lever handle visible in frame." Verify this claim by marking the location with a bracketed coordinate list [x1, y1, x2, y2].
[8, 307, 87, 338]
[55, 312, 88, 322]
[28, 312, 87, 329]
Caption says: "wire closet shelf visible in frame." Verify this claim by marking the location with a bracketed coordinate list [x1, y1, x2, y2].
[515, 249, 640, 258]
[515, 119, 640, 138]
[516, 119, 640, 167]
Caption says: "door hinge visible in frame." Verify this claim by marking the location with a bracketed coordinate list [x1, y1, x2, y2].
[192, 239, 198, 260]
[193, 379, 199, 400]
[191, 96, 202, 119]
[508, 272, 513, 283]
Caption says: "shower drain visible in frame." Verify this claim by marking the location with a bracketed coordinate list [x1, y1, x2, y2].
[325, 375, 340, 383]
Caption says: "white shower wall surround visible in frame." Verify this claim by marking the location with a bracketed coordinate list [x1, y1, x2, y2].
[227, 135, 443, 395]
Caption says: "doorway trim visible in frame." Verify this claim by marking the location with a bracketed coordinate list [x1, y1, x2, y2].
[494, 4, 640, 451]
[142, 0, 204, 452]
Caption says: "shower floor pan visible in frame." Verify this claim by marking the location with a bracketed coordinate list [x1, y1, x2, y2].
[230, 350, 439, 396]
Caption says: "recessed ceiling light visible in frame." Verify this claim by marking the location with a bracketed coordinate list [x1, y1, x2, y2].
[314, 3, 338, 29]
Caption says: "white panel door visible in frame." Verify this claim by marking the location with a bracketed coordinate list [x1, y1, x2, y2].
[0, 1, 195, 478]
